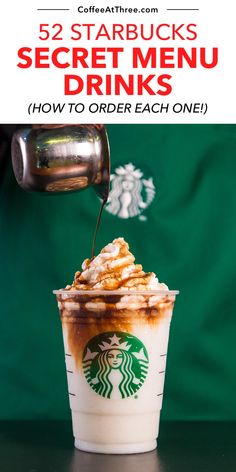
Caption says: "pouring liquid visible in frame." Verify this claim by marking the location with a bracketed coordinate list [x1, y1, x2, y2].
[92, 188, 109, 259]
[91, 196, 109, 259]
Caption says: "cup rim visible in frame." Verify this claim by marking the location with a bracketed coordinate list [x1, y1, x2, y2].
[53, 289, 179, 296]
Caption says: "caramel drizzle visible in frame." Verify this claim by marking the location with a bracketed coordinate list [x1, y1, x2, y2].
[91, 197, 108, 259]
[73, 271, 156, 290]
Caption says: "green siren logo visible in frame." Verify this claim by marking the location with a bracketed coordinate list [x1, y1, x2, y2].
[82, 331, 149, 399]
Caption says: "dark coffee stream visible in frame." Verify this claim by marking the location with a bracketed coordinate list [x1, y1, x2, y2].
[91, 196, 108, 259]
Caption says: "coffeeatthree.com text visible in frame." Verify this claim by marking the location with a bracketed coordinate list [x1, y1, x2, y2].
[77, 5, 159, 14]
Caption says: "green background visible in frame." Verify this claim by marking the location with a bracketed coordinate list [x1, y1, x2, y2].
[0, 124, 236, 420]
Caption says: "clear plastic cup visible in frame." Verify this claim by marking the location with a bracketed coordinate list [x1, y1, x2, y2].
[53, 289, 179, 454]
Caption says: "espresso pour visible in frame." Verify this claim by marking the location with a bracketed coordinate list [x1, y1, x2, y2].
[11, 125, 110, 256]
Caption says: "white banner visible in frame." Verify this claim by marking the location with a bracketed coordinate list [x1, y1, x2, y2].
[0, 0, 235, 123]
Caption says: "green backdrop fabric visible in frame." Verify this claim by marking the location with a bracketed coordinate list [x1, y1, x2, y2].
[0, 124, 236, 420]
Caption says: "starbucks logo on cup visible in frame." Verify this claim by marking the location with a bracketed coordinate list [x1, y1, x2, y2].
[82, 332, 149, 399]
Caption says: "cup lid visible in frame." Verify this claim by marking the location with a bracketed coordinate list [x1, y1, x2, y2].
[53, 289, 179, 296]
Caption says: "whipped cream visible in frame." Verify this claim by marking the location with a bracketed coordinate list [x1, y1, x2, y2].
[67, 238, 168, 291]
